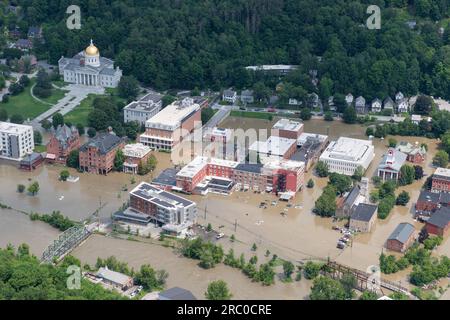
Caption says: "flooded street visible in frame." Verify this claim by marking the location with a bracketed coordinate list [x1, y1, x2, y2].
[0, 118, 449, 296]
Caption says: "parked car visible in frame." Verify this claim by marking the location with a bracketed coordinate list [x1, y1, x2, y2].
[216, 233, 225, 240]
[337, 241, 346, 249]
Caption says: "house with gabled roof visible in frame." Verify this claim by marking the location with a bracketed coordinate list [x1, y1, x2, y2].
[386, 223, 416, 252]
[355, 96, 366, 114]
[371, 98, 382, 113]
[377, 148, 407, 181]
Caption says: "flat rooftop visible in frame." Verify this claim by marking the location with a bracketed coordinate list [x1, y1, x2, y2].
[273, 119, 303, 132]
[122, 143, 152, 158]
[249, 136, 297, 157]
[176, 156, 239, 179]
[245, 65, 298, 71]
[321, 137, 373, 162]
[0, 121, 33, 134]
[145, 98, 200, 131]
[434, 167, 450, 178]
[263, 159, 305, 171]
[130, 182, 195, 209]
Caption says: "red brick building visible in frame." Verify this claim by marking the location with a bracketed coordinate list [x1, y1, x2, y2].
[46, 125, 80, 164]
[386, 223, 416, 253]
[431, 168, 450, 193]
[79, 133, 125, 174]
[271, 118, 304, 140]
[425, 207, 450, 237]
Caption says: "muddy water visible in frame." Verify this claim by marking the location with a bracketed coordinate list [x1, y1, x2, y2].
[0, 208, 60, 255]
[72, 234, 313, 300]
[1, 118, 448, 296]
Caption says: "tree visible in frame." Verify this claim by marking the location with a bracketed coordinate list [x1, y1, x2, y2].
[340, 273, 357, 299]
[300, 108, 312, 121]
[17, 184, 25, 193]
[66, 150, 79, 168]
[414, 165, 424, 180]
[118, 76, 139, 101]
[36, 69, 52, 90]
[315, 161, 329, 177]
[388, 138, 397, 148]
[87, 128, 97, 138]
[59, 170, 70, 182]
[19, 75, 30, 87]
[282, 261, 295, 280]
[52, 113, 64, 129]
[114, 150, 125, 171]
[162, 95, 176, 108]
[0, 109, 7, 121]
[27, 181, 40, 196]
[10, 114, 24, 124]
[365, 127, 374, 137]
[9, 82, 24, 95]
[329, 173, 352, 195]
[314, 185, 337, 217]
[324, 111, 333, 121]
[399, 164, 415, 186]
[303, 261, 322, 280]
[352, 166, 364, 182]
[359, 291, 379, 300]
[343, 106, 357, 124]
[205, 280, 232, 300]
[257, 263, 275, 286]
[134, 264, 165, 291]
[41, 120, 52, 130]
[33, 131, 42, 145]
[76, 123, 85, 136]
[396, 191, 410, 206]
[251, 243, 257, 251]
[433, 150, 449, 168]
[307, 179, 314, 188]
[414, 95, 433, 115]
[310, 276, 346, 300]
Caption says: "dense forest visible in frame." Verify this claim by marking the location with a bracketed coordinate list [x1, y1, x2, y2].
[7, 0, 450, 99]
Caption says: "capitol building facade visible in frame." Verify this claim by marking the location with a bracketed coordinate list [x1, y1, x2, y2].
[58, 40, 122, 88]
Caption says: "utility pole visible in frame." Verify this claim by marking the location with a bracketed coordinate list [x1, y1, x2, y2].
[204, 204, 207, 220]
[234, 219, 237, 232]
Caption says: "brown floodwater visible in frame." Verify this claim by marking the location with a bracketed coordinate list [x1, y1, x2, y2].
[1, 118, 449, 296]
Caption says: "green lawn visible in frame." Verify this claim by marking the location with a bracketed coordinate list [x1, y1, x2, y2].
[64, 94, 97, 127]
[0, 83, 51, 121]
[39, 87, 67, 105]
[34, 145, 47, 153]
[230, 110, 275, 120]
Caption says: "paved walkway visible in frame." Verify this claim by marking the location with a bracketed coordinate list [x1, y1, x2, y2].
[30, 84, 105, 129]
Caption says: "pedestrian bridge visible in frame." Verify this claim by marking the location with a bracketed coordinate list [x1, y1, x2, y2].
[41, 225, 91, 264]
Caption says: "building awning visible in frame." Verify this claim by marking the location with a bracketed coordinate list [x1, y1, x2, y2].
[46, 153, 56, 160]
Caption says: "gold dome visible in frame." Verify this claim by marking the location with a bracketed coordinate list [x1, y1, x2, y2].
[85, 40, 99, 56]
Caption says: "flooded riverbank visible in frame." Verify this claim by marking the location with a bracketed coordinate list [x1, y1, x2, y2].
[72, 234, 313, 300]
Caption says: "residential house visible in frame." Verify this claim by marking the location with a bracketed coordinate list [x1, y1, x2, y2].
[222, 90, 237, 104]
[386, 223, 416, 253]
[240, 90, 254, 104]
[46, 124, 81, 164]
[96, 267, 133, 291]
[345, 93, 354, 106]
[308, 93, 320, 109]
[371, 98, 382, 113]
[426, 207, 450, 237]
[355, 96, 366, 114]
[395, 92, 405, 102]
[432, 168, 450, 193]
[411, 114, 422, 125]
[14, 39, 33, 51]
[397, 98, 409, 113]
[27, 26, 42, 39]
[377, 148, 407, 181]
[350, 203, 378, 233]
[328, 96, 336, 111]
[288, 98, 301, 106]
[383, 97, 395, 111]
[79, 132, 126, 174]
[396, 142, 426, 164]
[158, 287, 197, 300]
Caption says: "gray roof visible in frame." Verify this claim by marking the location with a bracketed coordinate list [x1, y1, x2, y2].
[152, 168, 179, 187]
[344, 186, 360, 206]
[97, 267, 132, 286]
[223, 89, 236, 96]
[388, 223, 415, 244]
[378, 149, 407, 172]
[355, 96, 366, 106]
[52, 124, 78, 149]
[234, 163, 263, 174]
[384, 97, 394, 108]
[241, 89, 253, 97]
[159, 287, 197, 300]
[427, 207, 450, 229]
[80, 132, 123, 155]
[351, 203, 377, 222]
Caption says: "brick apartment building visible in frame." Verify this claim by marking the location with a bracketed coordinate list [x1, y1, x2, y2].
[79, 132, 125, 174]
[431, 168, 450, 193]
[271, 118, 304, 140]
[425, 207, 450, 237]
[46, 125, 81, 164]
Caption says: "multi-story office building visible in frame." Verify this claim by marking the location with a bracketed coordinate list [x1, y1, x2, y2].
[319, 137, 375, 176]
[123, 93, 163, 125]
[0, 122, 34, 161]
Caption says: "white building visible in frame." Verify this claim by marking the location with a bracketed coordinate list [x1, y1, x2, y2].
[345, 93, 354, 105]
[139, 97, 201, 151]
[222, 90, 237, 104]
[397, 98, 410, 113]
[123, 93, 163, 125]
[245, 65, 298, 75]
[371, 98, 382, 113]
[122, 143, 152, 174]
[0, 122, 34, 160]
[58, 40, 122, 88]
[319, 137, 375, 176]
[249, 136, 297, 162]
